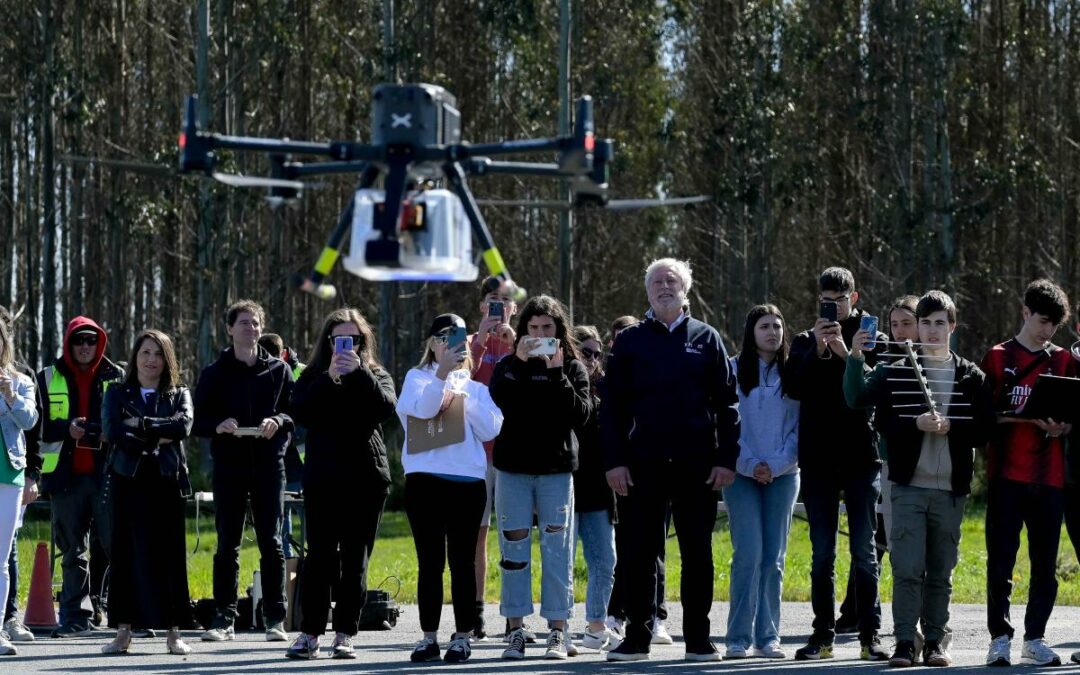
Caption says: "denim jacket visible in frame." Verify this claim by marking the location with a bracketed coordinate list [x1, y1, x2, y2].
[1, 371, 40, 471]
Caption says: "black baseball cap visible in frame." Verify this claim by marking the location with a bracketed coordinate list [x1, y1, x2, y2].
[428, 313, 466, 337]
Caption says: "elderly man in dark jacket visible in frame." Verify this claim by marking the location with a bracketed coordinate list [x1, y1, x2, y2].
[603, 258, 740, 663]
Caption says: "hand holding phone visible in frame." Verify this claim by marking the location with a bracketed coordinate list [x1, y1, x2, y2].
[819, 301, 838, 324]
[860, 315, 879, 350]
[529, 337, 559, 357]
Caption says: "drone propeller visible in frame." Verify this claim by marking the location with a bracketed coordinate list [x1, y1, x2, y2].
[210, 172, 308, 191]
[59, 155, 175, 178]
[475, 195, 711, 211]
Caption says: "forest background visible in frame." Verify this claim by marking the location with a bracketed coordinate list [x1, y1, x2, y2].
[2, 1, 1079, 496]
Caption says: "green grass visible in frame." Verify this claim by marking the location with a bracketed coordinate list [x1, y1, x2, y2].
[12, 503, 1080, 607]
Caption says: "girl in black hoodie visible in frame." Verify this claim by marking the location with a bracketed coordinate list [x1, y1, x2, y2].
[489, 295, 591, 660]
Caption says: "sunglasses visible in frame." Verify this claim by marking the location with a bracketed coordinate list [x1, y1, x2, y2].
[71, 335, 98, 347]
[581, 347, 602, 361]
[327, 334, 362, 345]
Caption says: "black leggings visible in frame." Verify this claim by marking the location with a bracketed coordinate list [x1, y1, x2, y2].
[405, 473, 487, 634]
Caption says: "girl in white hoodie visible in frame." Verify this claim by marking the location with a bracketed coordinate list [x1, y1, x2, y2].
[398, 314, 503, 664]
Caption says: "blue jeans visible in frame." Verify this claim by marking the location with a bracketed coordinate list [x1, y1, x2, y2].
[802, 466, 882, 641]
[723, 473, 799, 649]
[495, 471, 574, 621]
[574, 510, 616, 624]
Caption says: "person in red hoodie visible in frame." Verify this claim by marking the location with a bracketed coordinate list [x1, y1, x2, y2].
[27, 317, 123, 637]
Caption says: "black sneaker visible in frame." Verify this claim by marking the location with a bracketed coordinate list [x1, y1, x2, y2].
[607, 638, 650, 662]
[685, 640, 722, 662]
[411, 637, 441, 663]
[795, 635, 834, 661]
[862, 634, 890, 661]
[50, 622, 93, 638]
[444, 635, 471, 663]
[889, 640, 916, 667]
[923, 639, 952, 667]
[835, 614, 859, 635]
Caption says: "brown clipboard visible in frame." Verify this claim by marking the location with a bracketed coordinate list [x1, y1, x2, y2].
[406, 395, 466, 454]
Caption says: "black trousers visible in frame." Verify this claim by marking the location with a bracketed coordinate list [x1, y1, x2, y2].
[405, 473, 487, 634]
[608, 493, 668, 621]
[620, 461, 717, 647]
[108, 465, 191, 628]
[212, 456, 286, 625]
[51, 472, 112, 624]
[299, 482, 387, 636]
[986, 478, 1063, 641]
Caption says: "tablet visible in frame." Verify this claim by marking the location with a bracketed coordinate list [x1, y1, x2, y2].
[1018, 374, 1080, 424]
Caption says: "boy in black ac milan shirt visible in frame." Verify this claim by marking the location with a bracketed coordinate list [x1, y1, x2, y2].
[980, 279, 1075, 667]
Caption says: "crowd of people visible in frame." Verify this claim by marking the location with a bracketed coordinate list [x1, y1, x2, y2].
[0, 258, 1077, 669]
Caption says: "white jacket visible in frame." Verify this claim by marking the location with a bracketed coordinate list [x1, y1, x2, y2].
[396, 365, 503, 480]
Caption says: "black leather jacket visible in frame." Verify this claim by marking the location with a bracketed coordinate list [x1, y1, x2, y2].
[102, 382, 194, 496]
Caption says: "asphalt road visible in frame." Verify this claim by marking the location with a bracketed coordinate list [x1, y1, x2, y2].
[6, 602, 1080, 674]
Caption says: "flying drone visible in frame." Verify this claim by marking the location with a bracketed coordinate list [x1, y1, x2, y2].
[178, 83, 708, 300]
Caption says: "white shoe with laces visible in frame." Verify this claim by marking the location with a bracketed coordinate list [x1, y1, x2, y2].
[0, 632, 17, 656]
[545, 628, 569, 660]
[753, 640, 786, 659]
[1021, 638, 1060, 666]
[330, 632, 356, 659]
[650, 619, 674, 645]
[986, 634, 1011, 666]
[3, 618, 33, 642]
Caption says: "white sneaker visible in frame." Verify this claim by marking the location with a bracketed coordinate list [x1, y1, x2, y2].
[3, 618, 33, 642]
[726, 643, 748, 659]
[0, 632, 16, 656]
[1021, 638, 1061, 666]
[753, 640, 786, 659]
[986, 634, 1011, 666]
[265, 621, 288, 642]
[650, 619, 674, 645]
[583, 627, 620, 651]
[605, 615, 625, 638]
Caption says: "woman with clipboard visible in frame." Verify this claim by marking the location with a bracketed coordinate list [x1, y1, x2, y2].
[397, 314, 504, 664]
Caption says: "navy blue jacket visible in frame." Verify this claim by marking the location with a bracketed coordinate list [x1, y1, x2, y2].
[601, 313, 740, 471]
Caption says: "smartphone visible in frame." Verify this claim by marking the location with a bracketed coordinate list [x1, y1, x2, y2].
[334, 335, 354, 354]
[819, 301, 838, 323]
[860, 314, 879, 350]
[488, 300, 505, 320]
[233, 427, 263, 437]
[528, 337, 559, 357]
[446, 326, 467, 351]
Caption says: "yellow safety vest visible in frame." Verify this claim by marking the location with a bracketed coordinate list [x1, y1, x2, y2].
[40, 366, 113, 474]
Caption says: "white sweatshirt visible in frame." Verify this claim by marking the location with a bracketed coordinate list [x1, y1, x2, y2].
[396, 365, 503, 480]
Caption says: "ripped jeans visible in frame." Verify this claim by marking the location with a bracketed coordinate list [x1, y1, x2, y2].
[494, 470, 574, 621]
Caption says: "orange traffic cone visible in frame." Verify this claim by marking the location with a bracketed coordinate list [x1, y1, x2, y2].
[23, 542, 57, 628]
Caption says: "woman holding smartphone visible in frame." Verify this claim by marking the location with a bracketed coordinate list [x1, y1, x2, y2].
[399, 314, 503, 663]
[489, 295, 591, 660]
[286, 308, 397, 660]
[100, 330, 194, 655]
[0, 317, 38, 657]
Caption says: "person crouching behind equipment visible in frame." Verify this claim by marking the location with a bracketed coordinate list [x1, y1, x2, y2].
[400, 314, 504, 664]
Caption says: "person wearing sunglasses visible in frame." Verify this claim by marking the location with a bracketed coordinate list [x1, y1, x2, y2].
[568, 325, 620, 652]
[29, 316, 123, 638]
[193, 300, 295, 644]
[285, 308, 396, 660]
[399, 314, 503, 664]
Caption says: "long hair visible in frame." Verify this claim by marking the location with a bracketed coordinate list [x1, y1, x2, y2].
[0, 315, 14, 376]
[125, 329, 181, 392]
[736, 304, 788, 396]
[571, 325, 603, 390]
[306, 307, 380, 375]
[513, 295, 582, 362]
[417, 336, 474, 372]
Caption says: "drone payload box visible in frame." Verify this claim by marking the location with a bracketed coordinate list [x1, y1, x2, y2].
[373, 83, 461, 148]
[342, 189, 479, 282]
